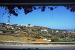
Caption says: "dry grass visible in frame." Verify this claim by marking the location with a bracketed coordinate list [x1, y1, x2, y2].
[0, 35, 49, 42]
[68, 31, 75, 33]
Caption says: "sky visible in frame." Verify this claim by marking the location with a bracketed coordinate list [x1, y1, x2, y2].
[0, 6, 75, 29]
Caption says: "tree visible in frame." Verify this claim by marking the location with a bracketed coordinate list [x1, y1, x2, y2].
[51, 38, 62, 42]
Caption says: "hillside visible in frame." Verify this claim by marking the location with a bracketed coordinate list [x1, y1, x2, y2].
[0, 23, 75, 42]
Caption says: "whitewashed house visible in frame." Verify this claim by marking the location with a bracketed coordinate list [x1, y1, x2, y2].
[7, 26, 12, 28]
[25, 25, 34, 27]
[56, 30, 59, 33]
[52, 30, 54, 33]
[17, 24, 34, 27]
[17, 25, 20, 26]
[47, 40, 51, 41]
[0, 31, 3, 33]
[6, 23, 10, 25]
[41, 29, 48, 32]
[11, 28, 14, 29]
[20, 24, 24, 26]
[43, 38, 47, 40]
[9, 24, 14, 25]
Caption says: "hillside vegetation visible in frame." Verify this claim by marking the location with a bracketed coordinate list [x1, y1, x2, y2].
[0, 23, 75, 42]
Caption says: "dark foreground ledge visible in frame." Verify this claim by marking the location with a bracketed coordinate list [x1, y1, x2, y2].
[0, 0, 75, 6]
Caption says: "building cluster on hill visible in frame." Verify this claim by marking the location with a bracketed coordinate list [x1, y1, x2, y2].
[0, 23, 34, 29]
[0, 23, 60, 33]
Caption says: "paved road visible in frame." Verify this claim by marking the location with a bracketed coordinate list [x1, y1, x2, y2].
[0, 45, 75, 50]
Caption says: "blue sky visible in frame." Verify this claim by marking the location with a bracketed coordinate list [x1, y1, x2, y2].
[0, 6, 75, 29]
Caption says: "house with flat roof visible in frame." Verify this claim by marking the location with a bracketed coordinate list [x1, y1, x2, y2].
[41, 29, 48, 32]
[0, 31, 3, 33]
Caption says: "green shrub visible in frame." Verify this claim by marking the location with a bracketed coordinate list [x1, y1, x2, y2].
[9, 28, 12, 30]
[15, 29, 19, 31]
[34, 36, 41, 39]
[7, 30, 10, 32]
[60, 35, 65, 38]
[51, 38, 62, 42]
[9, 33, 13, 34]
[20, 27, 23, 30]
[36, 29, 40, 31]
[32, 40, 35, 41]
[3, 30, 7, 33]
[27, 39, 31, 40]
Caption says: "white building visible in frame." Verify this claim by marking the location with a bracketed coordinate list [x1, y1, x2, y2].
[17, 24, 34, 27]
[9, 24, 14, 25]
[56, 30, 59, 33]
[17, 25, 20, 26]
[41, 29, 48, 32]
[6, 23, 10, 25]
[11, 28, 14, 29]
[47, 40, 51, 41]
[7, 26, 12, 28]
[0, 31, 3, 33]
[52, 30, 54, 33]
[20, 24, 24, 26]
[43, 38, 47, 40]
[24, 24, 34, 27]
[26, 25, 34, 27]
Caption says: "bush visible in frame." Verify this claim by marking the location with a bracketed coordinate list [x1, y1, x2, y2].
[20, 27, 23, 30]
[36, 29, 40, 31]
[51, 38, 62, 42]
[9, 28, 12, 30]
[3, 30, 7, 33]
[7, 30, 10, 32]
[32, 29, 34, 31]
[15, 29, 19, 31]
[60, 35, 65, 38]
[32, 40, 35, 41]
[27, 39, 31, 40]
[9, 33, 13, 34]
[34, 36, 41, 39]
